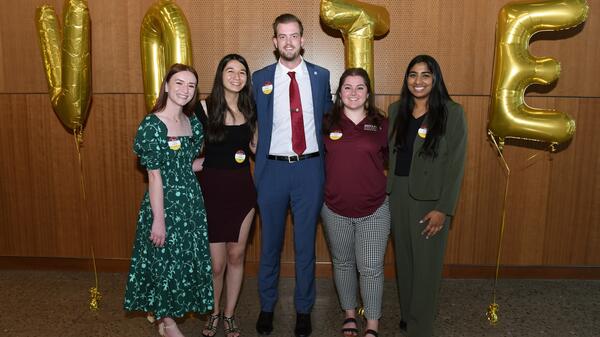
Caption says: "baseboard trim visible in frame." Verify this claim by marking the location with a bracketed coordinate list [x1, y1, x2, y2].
[440, 264, 600, 279]
[0, 256, 131, 272]
[1, 256, 598, 279]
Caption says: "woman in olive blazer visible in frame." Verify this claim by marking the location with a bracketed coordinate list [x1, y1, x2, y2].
[387, 55, 467, 337]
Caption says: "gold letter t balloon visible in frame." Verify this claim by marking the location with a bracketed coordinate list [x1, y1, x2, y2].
[320, 0, 389, 90]
[489, 0, 589, 150]
[35, 0, 91, 137]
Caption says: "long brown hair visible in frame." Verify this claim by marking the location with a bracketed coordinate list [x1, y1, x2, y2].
[323, 67, 384, 134]
[150, 63, 199, 117]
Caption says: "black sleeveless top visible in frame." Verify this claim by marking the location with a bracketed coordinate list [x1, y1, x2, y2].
[394, 113, 426, 176]
[196, 105, 253, 169]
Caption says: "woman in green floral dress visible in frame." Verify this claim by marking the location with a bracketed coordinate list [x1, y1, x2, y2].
[124, 64, 213, 337]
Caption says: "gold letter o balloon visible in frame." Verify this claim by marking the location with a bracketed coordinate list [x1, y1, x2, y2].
[141, 0, 193, 112]
[489, 0, 589, 149]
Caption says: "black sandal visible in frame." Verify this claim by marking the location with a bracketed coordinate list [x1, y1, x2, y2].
[223, 315, 241, 337]
[341, 317, 359, 336]
[364, 329, 378, 337]
[202, 312, 221, 337]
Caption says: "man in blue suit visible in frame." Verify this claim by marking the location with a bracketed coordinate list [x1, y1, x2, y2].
[252, 13, 332, 337]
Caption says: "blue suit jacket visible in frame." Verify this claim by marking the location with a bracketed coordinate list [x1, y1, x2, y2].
[252, 61, 332, 187]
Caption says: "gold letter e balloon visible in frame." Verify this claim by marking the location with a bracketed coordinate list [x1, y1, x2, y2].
[489, 0, 589, 150]
[36, 0, 91, 138]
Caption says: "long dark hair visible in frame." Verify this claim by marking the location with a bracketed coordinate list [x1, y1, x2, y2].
[391, 55, 452, 158]
[205, 54, 256, 143]
[150, 63, 198, 116]
[323, 67, 384, 134]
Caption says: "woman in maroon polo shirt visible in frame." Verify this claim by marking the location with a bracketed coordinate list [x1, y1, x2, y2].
[321, 68, 389, 337]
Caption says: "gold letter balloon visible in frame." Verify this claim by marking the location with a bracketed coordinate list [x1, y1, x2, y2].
[489, 0, 589, 150]
[35, 0, 91, 134]
[141, 0, 193, 112]
[320, 0, 389, 89]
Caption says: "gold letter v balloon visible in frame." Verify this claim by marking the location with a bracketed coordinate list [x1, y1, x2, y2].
[35, 0, 91, 137]
[489, 0, 589, 151]
[35, 0, 99, 310]
[141, 0, 193, 112]
[320, 0, 389, 90]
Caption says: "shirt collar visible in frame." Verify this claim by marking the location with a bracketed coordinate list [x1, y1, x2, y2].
[341, 112, 368, 128]
[276, 57, 306, 75]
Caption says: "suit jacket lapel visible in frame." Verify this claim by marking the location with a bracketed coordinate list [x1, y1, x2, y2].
[306, 62, 324, 139]
[306, 62, 320, 116]
[263, 64, 276, 150]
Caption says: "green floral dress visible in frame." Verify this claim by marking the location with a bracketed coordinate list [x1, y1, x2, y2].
[124, 114, 213, 319]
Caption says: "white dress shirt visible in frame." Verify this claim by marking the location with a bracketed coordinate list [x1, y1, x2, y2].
[269, 58, 318, 156]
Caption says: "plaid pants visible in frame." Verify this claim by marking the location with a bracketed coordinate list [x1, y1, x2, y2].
[321, 198, 391, 320]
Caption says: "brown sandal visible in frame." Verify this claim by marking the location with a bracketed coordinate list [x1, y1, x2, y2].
[202, 313, 221, 337]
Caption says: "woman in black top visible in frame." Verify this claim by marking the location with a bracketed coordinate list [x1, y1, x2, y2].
[388, 55, 467, 337]
[197, 54, 257, 337]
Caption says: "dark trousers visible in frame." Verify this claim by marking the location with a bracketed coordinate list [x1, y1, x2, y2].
[390, 177, 450, 337]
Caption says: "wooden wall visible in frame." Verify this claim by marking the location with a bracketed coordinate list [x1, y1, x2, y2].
[1, 0, 599, 277]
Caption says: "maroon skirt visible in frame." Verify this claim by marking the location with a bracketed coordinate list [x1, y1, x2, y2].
[198, 166, 256, 243]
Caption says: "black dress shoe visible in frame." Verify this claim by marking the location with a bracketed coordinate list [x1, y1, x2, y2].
[295, 313, 312, 337]
[256, 311, 274, 335]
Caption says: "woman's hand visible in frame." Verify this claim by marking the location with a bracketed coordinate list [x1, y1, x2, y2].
[150, 217, 166, 247]
[420, 210, 446, 239]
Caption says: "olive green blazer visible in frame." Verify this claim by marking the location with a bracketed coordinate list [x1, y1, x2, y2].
[386, 100, 467, 216]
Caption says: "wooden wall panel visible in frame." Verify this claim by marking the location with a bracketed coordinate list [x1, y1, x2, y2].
[444, 96, 505, 265]
[0, 0, 53, 93]
[542, 98, 600, 264]
[1, 0, 600, 274]
[82, 94, 148, 257]
[0, 94, 85, 256]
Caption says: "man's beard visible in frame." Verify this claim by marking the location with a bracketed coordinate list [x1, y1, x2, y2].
[279, 48, 300, 62]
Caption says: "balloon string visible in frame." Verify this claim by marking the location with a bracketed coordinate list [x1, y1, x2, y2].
[90, 245, 101, 310]
[487, 134, 510, 325]
[73, 128, 101, 310]
[74, 128, 86, 200]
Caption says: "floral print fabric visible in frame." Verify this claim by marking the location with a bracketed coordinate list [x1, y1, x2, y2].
[124, 114, 213, 319]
